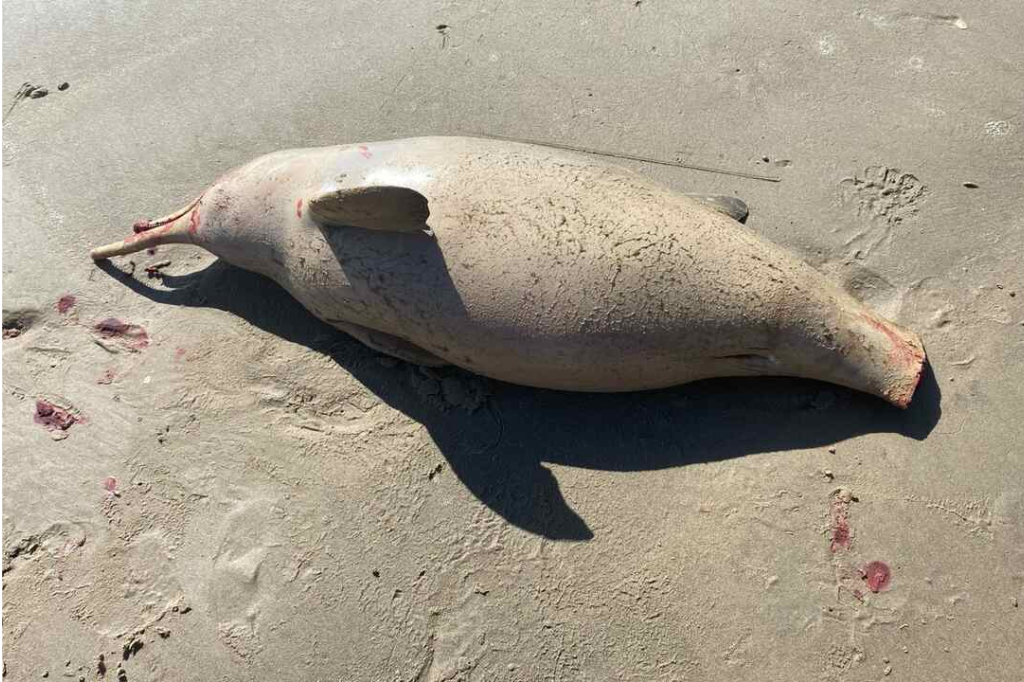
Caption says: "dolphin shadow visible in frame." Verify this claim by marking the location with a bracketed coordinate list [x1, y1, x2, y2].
[98, 259, 942, 541]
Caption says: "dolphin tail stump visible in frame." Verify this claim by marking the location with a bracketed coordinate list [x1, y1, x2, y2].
[90, 136, 926, 408]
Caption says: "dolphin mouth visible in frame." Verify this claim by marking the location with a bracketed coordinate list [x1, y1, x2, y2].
[131, 194, 203, 234]
[90, 194, 204, 261]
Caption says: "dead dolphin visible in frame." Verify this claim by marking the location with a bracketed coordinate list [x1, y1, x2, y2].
[91, 136, 926, 407]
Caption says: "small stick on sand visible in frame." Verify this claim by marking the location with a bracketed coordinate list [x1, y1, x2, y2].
[468, 132, 782, 183]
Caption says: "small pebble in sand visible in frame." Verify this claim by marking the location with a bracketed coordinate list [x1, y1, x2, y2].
[57, 82, 70, 91]
[823, 469, 834, 479]
[828, 445, 837, 454]
[962, 182, 979, 188]
[28, 88, 48, 99]
[884, 665, 892, 676]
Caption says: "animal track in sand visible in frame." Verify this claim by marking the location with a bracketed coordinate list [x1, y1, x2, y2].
[839, 166, 926, 259]
[840, 166, 925, 227]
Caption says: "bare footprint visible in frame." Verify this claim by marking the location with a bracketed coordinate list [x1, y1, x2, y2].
[208, 495, 283, 663]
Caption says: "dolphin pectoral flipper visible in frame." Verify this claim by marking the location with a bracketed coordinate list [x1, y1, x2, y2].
[309, 185, 430, 233]
[683, 194, 749, 223]
[331, 319, 448, 367]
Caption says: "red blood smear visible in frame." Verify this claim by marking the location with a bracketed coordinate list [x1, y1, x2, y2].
[188, 208, 199, 236]
[97, 369, 116, 385]
[34, 400, 78, 431]
[358, 145, 372, 159]
[296, 197, 303, 218]
[174, 347, 186, 359]
[860, 312, 924, 368]
[103, 476, 117, 493]
[830, 519, 850, 552]
[95, 318, 149, 349]
[863, 561, 891, 592]
[829, 494, 852, 552]
[56, 294, 77, 314]
[125, 224, 168, 246]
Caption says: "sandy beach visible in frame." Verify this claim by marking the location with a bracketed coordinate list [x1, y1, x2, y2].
[3, 1, 1023, 679]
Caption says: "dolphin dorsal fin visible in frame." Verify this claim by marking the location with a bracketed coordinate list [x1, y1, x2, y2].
[308, 185, 430, 233]
[683, 194, 749, 223]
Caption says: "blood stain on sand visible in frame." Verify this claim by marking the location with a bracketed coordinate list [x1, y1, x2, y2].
[56, 294, 77, 314]
[34, 400, 80, 432]
[97, 369, 116, 385]
[94, 318, 149, 350]
[103, 477, 118, 494]
[829, 488, 855, 552]
[296, 197, 303, 218]
[862, 561, 891, 592]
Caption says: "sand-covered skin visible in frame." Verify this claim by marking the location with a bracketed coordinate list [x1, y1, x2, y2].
[3, 2, 1023, 680]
